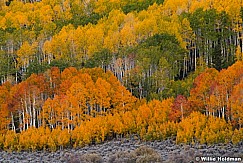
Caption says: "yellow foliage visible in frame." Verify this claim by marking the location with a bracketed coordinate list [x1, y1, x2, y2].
[4, 130, 18, 151]
[38, 127, 51, 150]
[0, 134, 4, 149]
[57, 129, 70, 148]
[18, 127, 47, 151]
[235, 46, 243, 61]
[17, 41, 37, 68]
[47, 137, 56, 151]
[232, 128, 243, 145]
[176, 112, 234, 144]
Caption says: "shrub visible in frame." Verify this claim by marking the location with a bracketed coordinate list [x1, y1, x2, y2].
[134, 146, 162, 163]
[108, 151, 136, 163]
[67, 154, 81, 163]
[67, 153, 103, 163]
[167, 149, 197, 163]
[79, 153, 103, 163]
[109, 146, 162, 163]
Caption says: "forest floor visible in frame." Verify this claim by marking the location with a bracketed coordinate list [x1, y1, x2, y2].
[0, 138, 243, 163]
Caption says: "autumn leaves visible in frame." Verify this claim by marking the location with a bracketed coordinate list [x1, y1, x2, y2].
[0, 61, 242, 151]
[0, 0, 243, 152]
[189, 61, 243, 125]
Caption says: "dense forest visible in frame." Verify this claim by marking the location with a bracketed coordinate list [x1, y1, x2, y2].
[0, 0, 243, 151]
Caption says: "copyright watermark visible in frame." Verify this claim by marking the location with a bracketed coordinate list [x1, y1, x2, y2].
[195, 156, 242, 162]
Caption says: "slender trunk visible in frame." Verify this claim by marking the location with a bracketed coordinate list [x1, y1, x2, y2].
[180, 103, 184, 120]
[222, 106, 225, 119]
[19, 111, 22, 132]
[11, 112, 15, 132]
[33, 95, 36, 128]
[23, 109, 25, 131]
[67, 111, 70, 132]
[62, 112, 64, 130]
[25, 97, 29, 130]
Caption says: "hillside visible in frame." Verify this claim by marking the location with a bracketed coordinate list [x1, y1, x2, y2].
[0, 0, 243, 152]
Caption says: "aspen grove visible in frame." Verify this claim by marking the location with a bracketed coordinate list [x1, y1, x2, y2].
[0, 0, 243, 151]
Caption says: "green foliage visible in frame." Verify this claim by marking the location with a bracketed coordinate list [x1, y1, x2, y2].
[122, 0, 164, 14]
[25, 59, 49, 79]
[123, 33, 187, 100]
[49, 59, 72, 71]
[0, 0, 243, 152]
[69, 13, 103, 28]
[212, 44, 223, 70]
[185, 8, 235, 70]
[85, 49, 112, 70]
[122, 1, 152, 14]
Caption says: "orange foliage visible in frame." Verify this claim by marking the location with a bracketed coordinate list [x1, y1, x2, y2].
[0, 62, 242, 151]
